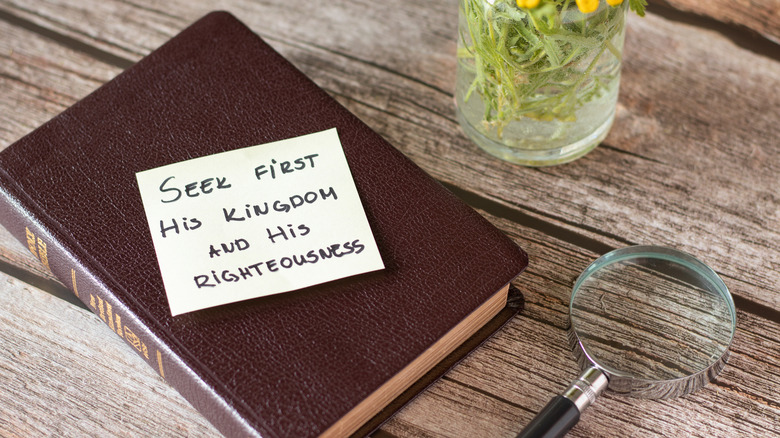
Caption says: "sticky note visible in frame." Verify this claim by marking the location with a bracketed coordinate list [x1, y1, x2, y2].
[136, 128, 385, 315]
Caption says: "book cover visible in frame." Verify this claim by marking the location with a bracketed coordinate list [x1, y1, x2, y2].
[0, 11, 528, 437]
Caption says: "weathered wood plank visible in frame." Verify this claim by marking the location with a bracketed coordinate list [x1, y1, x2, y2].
[268, 10, 780, 312]
[383, 310, 780, 437]
[1, 1, 778, 437]
[4, 0, 777, 62]
[0, 18, 120, 285]
[1, 1, 777, 312]
[0, 272, 219, 437]
[657, 0, 780, 42]
[383, 215, 780, 437]
[3, 211, 778, 437]
[0, 15, 117, 143]
[0, 0, 184, 61]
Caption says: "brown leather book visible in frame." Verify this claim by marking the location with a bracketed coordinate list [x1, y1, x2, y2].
[0, 11, 528, 437]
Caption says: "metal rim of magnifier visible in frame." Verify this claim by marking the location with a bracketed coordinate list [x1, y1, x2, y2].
[567, 245, 737, 400]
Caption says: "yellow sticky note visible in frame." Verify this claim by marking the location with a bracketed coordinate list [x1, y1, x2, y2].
[136, 128, 384, 315]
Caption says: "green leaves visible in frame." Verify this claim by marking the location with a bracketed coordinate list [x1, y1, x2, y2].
[458, 0, 632, 136]
[629, 0, 648, 17]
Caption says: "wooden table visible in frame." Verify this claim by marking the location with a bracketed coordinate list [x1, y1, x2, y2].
[1, 0, 778, 436]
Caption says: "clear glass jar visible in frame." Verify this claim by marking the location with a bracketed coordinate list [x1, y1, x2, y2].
[455, 0, 629, 166]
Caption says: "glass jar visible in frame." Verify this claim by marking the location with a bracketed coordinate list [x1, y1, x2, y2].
[455, 0, 629, 166]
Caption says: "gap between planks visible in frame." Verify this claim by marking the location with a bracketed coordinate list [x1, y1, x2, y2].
[0, 4, 776, 324]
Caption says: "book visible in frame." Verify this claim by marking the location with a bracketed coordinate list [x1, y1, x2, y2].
[0, 11, 528, 438]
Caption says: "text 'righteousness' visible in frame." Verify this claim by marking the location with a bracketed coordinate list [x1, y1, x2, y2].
[194, 239, 366, 289]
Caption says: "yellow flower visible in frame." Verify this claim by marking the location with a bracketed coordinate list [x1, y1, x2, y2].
[606, 0, 624, 5]
[516, 0, 540, 8]
[575, 0, 599, 13]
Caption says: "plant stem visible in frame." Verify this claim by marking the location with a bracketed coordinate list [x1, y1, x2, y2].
[457, 0, 628, 137]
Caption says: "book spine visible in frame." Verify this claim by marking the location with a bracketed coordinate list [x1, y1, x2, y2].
[0, 180, 261, 438]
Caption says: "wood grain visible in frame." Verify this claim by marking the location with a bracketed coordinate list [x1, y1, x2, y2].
[3, 211, 778, 437]
[384, 215, 780, 437]
[1, 1, 777, 309]
[656, 0, 780, 43]
[0, 272, 219, 437]
[0, 0, 778, 437]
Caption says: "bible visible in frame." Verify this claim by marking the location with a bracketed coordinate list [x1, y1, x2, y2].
[0, 11, 528, 437]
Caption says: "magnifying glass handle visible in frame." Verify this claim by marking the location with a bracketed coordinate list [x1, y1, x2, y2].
[517, 366, 608, 438]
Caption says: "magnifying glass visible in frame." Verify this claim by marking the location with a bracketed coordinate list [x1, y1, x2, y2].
[518, 246, 737, 438]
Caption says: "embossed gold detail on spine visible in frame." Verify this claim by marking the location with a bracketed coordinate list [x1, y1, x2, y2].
[25, 227, 37, 256]
[156, 350, 165, 378]
[76, 277, 155, 367]
[60, 259, 155, 369]
[24, 228, 51, 270]
[115, 314, 123, 337]
[124, 326, 142, 353]
[70, 269, 79, 297]
[36, 237, 50, 270]
[119, 320, 150, 361]
[105, 302, 114, 331]
[97, 296, 106, 322]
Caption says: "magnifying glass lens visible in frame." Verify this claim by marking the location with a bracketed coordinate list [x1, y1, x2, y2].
[570, 247, 735, 393]
[519, 247, 736, 438]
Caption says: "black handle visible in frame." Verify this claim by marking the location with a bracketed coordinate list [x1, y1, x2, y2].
[516, 395, 580, 438]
